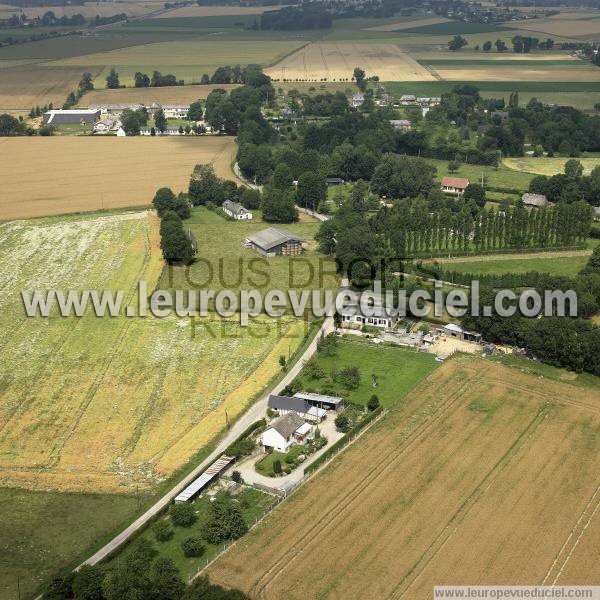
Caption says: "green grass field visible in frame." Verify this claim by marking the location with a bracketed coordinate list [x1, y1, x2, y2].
[424, 158, 534, 192]
[439, 254, 590, 278]
[160, 207, 339, 310]
[0, 487, 148, 600]
[293, 336, 438, 407]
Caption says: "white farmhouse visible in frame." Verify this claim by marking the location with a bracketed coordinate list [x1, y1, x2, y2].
[222, 199, 252, 220]
[261, 413, 311, 453]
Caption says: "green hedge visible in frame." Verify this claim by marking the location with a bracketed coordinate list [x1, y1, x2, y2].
[225, 418, 266, 457]
[304, 407, 384, 476]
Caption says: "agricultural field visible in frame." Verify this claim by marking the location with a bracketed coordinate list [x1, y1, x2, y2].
[503, 156, 600, 176]
[0, 64, 101, 113]
[433, 63, 600, 82]
[293, 337, 438, 407]
[436, 250, 593, 278]
[207, 356, 600, 598]
[265, 42, 435, 82]
[152, 5, 278, 18]
[81, 82, 239, 106]
[513, 14, 600, 39]
[52, 39, 304, 87]
[0, 0, 162, 19]
[160, 207, 339, 308]
[0, 487, 148, 600]
[0, 136, 236, 220]
[365, 16, 451, 32]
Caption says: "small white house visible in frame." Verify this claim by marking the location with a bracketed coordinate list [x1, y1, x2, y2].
[93, 117, 122, 133]
[389, 119, 412, 131]
[262, 413, 310, 453]
[222, 199, 252, 220]
[340, 303, 399, 330]
[351, 93, 364, 108]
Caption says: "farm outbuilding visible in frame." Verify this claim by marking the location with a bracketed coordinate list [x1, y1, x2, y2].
[174, 454, 235, 502]
[522, 193, 549, 208]
[43, 109, 100, 125]
[293, 392, 344, 412]
[245, 228, 303, 257]
[268, 394, 327, 423]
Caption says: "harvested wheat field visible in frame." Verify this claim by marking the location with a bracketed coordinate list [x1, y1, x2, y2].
[0, 1, 158, 19]
[82, 83, 239, 107]
[366, 16, 450, 32]
[0, 64, 101, 112]
[514, 16, 600, 38]
[504, 156, 600, 176]
[265, 42, 435, 82]
[0, 136, 236, 220]
[435, 65, 600, 81]
[0, 210, 308, 493]
[207, 357, 600, 598]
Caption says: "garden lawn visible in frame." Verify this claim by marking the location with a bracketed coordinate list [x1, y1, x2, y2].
[160, 207, 339, 312]
[255, 451, 287, 477]
[294, 337, 438, 407]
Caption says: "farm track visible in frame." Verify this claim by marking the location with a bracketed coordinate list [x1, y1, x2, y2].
[251, 368, 483, 598]
[429, 248, 592, 264]
[543, 482, 600, 585]
[391, 402, 551, 598]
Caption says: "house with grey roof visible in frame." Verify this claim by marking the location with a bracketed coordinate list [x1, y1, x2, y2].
[245, 228, 304, 257]
[261, 412, 312, 453]
[268, 395, 327, 423]
[222, 199, 252, 220]
[522, 193, 549, 208]
[389, 119, 412, 131]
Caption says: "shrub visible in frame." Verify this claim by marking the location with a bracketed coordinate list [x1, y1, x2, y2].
[367, 394, 380, 412]
[181, 536, 205, 557]
[203, 498, 248, 544]
[337, 366, 360, 390]
[231, 470, 243, 484]
[170, 502, 197, 527]
[153, 519, 174, 542]
[335, 413, 351, 432]
[273, 459, 282, 474]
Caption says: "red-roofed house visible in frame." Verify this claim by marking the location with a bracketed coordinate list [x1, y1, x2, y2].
[441, 176, 469, 195]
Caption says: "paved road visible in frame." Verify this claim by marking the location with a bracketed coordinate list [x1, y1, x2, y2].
[79, 316, 334, 568]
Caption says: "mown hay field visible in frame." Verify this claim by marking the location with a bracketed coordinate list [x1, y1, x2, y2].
[0, 210, 309, 494]
[207, 357, 600, 598]
[81, 83, 239, 106]
[50, 39, 304, 86]
[265, 42, 435, 81]
[503, 156, 600, 176]
[0, 64, 101, 112]
[0, 136, 236, 220]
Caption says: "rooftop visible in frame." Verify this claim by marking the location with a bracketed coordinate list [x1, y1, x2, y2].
[247, 228, 303, 252]
[293, 392, 344, 406]
[441, 176, 469, 189]
[270, 412, 305, 439]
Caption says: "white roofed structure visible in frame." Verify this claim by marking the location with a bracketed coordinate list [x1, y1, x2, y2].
[174, 454, 234, 502]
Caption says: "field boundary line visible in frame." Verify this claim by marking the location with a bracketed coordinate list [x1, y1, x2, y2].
[389, 401, 552, 599]
[251, 368, 483, 597]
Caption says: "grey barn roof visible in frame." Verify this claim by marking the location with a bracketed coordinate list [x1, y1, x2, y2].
[270, 412, 305, 438]
[247, 228, 303, 252]
[340, 303, 399, 320]
[268, 394, 312, 414]
[293, 392, 344, 407]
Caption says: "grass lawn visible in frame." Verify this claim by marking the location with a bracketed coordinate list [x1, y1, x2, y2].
[424, 157, 534, 191]
[503, 156, 600, 177]
[255, 450, 287, 476]
[440, 254, 590, 278]
[293, 337, 438, 407]
[160, 206, 339, 311]
[0, 488, 148, 600]
[105, 488, 276, 581]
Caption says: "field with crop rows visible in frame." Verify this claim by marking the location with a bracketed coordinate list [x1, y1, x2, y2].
[0, 136, 237, 220]
[207, 357, 600, 598]
[265, 42, 435, 82]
